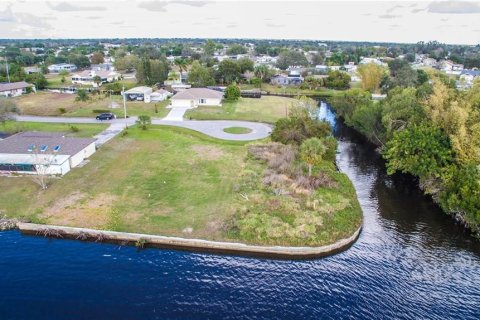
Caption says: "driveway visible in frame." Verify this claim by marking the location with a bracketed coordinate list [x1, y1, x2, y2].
[152, 119, 272, 141]
[163, 107, 189, 121]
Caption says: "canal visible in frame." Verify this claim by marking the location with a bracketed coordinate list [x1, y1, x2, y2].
[0, 103, 479, 319]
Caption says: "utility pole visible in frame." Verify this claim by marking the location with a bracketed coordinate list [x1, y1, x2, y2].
[122, 85, 127, 129]
[5, 54, 10, 83]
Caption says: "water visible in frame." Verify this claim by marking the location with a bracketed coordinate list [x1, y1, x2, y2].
[1, 104, 479, 319]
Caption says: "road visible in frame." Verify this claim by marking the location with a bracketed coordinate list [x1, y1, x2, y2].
[14, 115, 272, 142]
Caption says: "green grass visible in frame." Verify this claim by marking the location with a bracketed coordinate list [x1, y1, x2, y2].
[1, 121, 108, 138]
[185, 96, 296, 123]
[240, 83, 338, 97]
[14, 92, 170, 118]
[0, 126, 361, 246]
[223, 127, 253, 134]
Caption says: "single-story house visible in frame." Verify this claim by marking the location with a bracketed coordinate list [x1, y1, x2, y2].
[71, 70, 120, 87]
[170, 83, 192, 92]
[171, 88, 223, 108]
[48, 63, 77, 73]
[124, 86, 153, 102]
[457, 69, 480, 90]
[151, 89, 172, 102]
[271, 71, 304, 86]
[0, 131, 96, 176]
[0, 81, 34, 97]
[24, 66, 41, 74]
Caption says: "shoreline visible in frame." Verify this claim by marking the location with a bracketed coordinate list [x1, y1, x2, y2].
[17, 222, 362, 260]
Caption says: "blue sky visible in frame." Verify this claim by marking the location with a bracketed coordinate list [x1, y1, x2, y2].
[0, 1, 479, 44]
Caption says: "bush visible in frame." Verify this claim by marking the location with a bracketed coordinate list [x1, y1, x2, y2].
[136, 114, 151, 130]
[225, 83, 241, 101]
[69, 125, 79, 133]
[58, 107, 66, 114]
[75, 89, 89, 102]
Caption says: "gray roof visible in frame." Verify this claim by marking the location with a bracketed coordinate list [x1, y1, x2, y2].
[172, 88, 223, 100]
[0, 81, 32, 92]
[461, 70, 480, 77]
[0, 131, 96, 156]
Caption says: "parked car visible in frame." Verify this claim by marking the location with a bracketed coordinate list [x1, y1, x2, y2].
[96, 113, 116, 120]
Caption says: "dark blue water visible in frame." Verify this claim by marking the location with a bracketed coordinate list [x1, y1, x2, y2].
[1, 104, 479, 319]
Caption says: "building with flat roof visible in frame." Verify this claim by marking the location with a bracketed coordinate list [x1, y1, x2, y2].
[0, 132, 96, 175]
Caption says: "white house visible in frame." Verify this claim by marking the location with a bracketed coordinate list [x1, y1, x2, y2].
[457, 70, 480, 90]
[271, 71, 304, 86]
[0, 81, 34, 97]
[171, 88, 223, 108]
[151, 89, 173, 102]
[71, 70, 120, 87]
[124, 86, 153, 102]
[0, 132, 96, 176]
[359, 57, 387, 67]
[48, 63, 77, 73]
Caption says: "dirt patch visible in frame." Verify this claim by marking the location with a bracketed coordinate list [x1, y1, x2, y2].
[41, 192, 117, 229]
[191, 145, 225, 161]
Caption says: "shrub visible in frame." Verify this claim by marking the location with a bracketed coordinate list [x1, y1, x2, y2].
[225, 83, 241, 101]
[136, 114, 151, 130]
[58, 107, 66, 114]
[92, 109, 110, 114]
[75, 89, 89, 102]
[69, 125, 79, 133]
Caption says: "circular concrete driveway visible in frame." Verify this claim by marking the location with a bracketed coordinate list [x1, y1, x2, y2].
[152, 119, 272, 141]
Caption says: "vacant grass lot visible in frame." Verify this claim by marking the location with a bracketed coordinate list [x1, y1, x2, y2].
[14, 92, 170, 118]
[240, 83, 338, 97]
[0, 126, 361, 246]
[1, 121, 108, 138]
[185, 96, 296, 123]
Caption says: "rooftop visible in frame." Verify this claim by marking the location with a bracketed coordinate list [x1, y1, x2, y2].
[0, 81, 32, 92]
[172, 88, 224, 100]
[0, 132, 96, 156]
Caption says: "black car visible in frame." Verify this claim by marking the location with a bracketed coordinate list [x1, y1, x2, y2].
[96, 113, 116, 120]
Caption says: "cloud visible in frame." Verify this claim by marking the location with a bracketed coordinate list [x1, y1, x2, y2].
[111, 21, 124, 25]
[266, 22, 285, 28]
[386, 5, 404, 13]
[138, 0, 211, 11]
[428, 1, 480, 14]
[15, 12, 51, 29]
[47, 1, 106, 11]
[378, 14, 400, 19]
[0, 4, 15, 23]
[389, 24, 400, 28]
[226, 23, 237, 28]
[138, 1, 169, 11]
[87, 16, 101, 20]
[411, 8, 425, 13]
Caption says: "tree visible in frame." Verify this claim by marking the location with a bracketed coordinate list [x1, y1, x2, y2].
[59, 69, 69, 77]
[325, 70, 351, 90]
[276, 50, 309, 70]
[254, 64, 271, 84]
[136, 114, 151, 130]
[26, 72, 48, 90]
[91, 51, 105, 64]
[174, 58, 189, 73]
[136, 58, 170, 86]
[357, 63, 388, 93]
[217, 60, 241, 84]
[227, 44, 247, 55]
[93, 75, 102, 87]
[237, 57, 254, 73]
[203, 40, 216, 57]
[0, 98, 18, 125]
[300, 138, 327, 176]
[188, 61, 215, 87]
[114, 55, 140, 71]
[225, 83, 240, 101]
[28, 146, 58, 190]
[75, 89, 89, 102]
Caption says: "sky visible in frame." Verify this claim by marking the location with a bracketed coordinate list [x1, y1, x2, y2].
[0, 0, 479, 44]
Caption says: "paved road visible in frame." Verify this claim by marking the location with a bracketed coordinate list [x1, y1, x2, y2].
[14, 115, 272, 142]
[153, 119, 272, 141]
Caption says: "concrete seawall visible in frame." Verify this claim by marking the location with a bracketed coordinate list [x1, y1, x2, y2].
[17, 223, 362, 260]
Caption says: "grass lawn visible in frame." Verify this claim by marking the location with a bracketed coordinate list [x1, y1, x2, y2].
[1, 121, 108, 138]
[240, 83, 338, 97]
[13, 92, 170, 118]
[185, 96, 296, 123]
[223, 127, 253, 134]
[0, 126, 361, 246]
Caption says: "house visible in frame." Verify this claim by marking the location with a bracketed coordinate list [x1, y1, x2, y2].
[0, 132, 96, 176]
[170, 83, 192, 92]
[271, 71, 304, 86]
[24, 66, 41, 74]
[71, 70, 120, 87]
[48, 63, 77, 73]
[359, 57, 387, 67]
[151, 89, 173, 102]
[0, 81, 34, 97]
[457, 70, 480, 90]
[171, 88, 223, 108]
[124, 86, 153, 102]
[91, 63, 115, 71]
